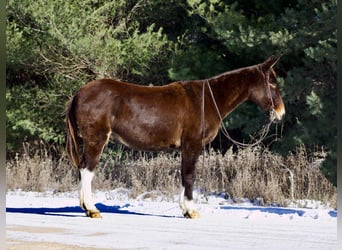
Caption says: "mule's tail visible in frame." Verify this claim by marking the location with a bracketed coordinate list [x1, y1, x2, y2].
[65, 95, 81, 167]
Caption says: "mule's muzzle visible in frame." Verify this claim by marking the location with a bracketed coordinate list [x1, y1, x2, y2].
[270, 105, 285, 123]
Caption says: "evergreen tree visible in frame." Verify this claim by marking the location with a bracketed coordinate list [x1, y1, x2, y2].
[6, 0, 336, 185]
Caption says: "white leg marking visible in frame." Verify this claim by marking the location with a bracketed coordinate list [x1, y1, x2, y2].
[79, 168, 98, 212]
[179, 187, 185, 212]
[179, 187, 196, 215]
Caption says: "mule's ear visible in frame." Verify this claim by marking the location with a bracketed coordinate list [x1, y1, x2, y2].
[262, 54, 282, 71]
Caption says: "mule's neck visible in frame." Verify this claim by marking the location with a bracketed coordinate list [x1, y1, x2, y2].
[207, 66, 259, 118]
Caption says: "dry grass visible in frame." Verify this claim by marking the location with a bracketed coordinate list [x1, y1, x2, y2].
[6, 144, 336, 208]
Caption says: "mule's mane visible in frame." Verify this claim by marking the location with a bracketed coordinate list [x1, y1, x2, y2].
[208, 64, 260, 81]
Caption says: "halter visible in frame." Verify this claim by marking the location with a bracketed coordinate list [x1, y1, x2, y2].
[201, 68, 275, 148]
[260, 65, 276, 122]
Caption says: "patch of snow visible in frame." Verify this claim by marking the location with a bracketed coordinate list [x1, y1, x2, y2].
[6, 189, 337, 249]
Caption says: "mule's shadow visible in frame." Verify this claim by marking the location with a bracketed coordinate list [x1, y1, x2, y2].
[6, 203, 178, 218]
[220, 206, 306, 216]
[220, 206, 337, 218]
[7, 204, 337, 219]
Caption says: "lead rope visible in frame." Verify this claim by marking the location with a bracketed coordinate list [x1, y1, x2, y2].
[199, 77, 274, 192]
[201, 81, 206, 147]
[201, 82, 211, 198]
[201, 81, 208, 184]
[204, 79, 274, 148]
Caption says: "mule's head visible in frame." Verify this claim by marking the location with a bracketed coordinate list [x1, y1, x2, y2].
[249, 55, 285, 122]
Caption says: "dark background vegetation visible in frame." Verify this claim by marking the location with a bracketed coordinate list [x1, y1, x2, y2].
[6, 0, 336, 186]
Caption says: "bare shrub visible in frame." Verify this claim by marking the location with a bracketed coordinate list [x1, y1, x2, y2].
[6, 144, 336, 207]
[6, 144, 78, 192]
[197, 147, 288, 205]
[283, 146, 336, 205]
[94, 150, 181, 199]
[196, 146, 336, 207]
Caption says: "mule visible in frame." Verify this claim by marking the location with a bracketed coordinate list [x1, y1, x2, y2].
[65, 55, 285, 218]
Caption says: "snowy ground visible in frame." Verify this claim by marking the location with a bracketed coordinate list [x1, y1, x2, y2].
[6, 189, 337, 249]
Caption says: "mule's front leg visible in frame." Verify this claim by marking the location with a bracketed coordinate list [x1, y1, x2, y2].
[79, 168, 102, 218]
[179, 149, 201, 219]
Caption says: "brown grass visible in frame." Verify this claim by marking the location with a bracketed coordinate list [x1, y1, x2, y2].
[6, 144, 336, 208]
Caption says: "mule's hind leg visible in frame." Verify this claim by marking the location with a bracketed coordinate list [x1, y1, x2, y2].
[79, 129, 111, 218]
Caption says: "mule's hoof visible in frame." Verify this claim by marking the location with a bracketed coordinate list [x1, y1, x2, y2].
[183, 210, 200, 219]
[86, 210, 102, 218]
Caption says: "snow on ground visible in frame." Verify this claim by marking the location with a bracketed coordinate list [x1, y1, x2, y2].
[6, 189, 337, 249]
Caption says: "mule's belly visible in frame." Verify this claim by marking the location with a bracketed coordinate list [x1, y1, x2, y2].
[108, 85, 186, 151]
[110, 110, 183, 151]
[111, 129, 181, 151]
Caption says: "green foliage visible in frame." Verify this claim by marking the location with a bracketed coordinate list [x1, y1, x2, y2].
[272, 0, 337, 185]
[6, 0, 336, 185]
[6, 0, 174, 152]
[170, 0, 337, 185]
[169, 44, 228, 80]
[7, 0, 173, 84]
[6, 78, 79, 151]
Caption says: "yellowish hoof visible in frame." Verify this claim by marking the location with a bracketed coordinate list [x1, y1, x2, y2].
[86, 210, 102, 218]
[183, 210, 200, 219]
